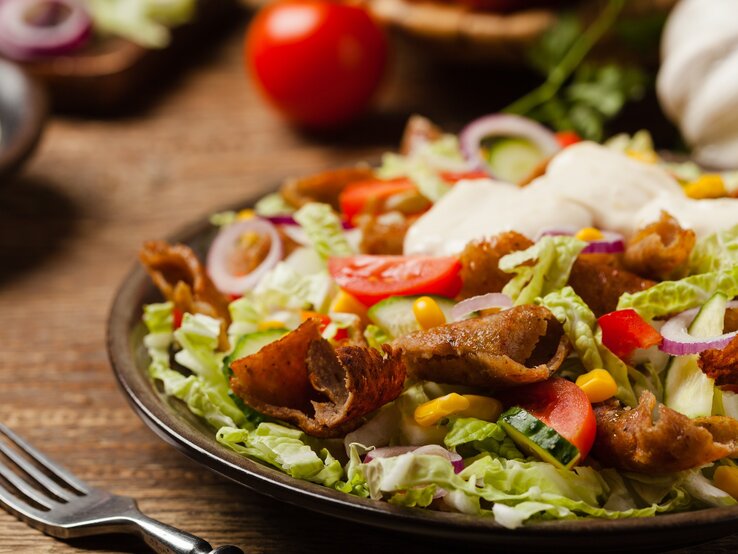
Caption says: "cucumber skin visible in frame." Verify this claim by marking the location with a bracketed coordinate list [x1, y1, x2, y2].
[499, 407, 580, 470]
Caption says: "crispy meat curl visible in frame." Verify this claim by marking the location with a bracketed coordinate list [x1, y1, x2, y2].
[593, 391, 738, 474]
[459, 232, 534, 299]
[568, 254, 655, 317]
[358, 212, 419, 255]
[229, 319, 406, 437]
[140, 241, 231, 348]
[280, 166, 374, 211]
[699, 335, 738, 387]
[623, 211, 696, 280]
[392, 305, 569, 390]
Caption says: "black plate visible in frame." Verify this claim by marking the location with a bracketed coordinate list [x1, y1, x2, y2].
[107, 196, 738, 552]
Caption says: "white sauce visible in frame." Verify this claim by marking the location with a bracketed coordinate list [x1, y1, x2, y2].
[404, 142, 738, 256]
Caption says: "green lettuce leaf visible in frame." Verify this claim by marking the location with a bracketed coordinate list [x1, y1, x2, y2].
[688, 224, 738, 275]
[595, 327, 637, 407]
[364, 324, 390, 351]
[255, 193, 295, 216]
[539, 286, 603, 371]
[501, 237, 586, 305]
[227, 296, 264, 341]
[444, 418, 523, 459]
[294, 203, 354, 262]
[617, 266, 738, 320]
[217, 423, 343, 486]
[254, 262, 336, 314]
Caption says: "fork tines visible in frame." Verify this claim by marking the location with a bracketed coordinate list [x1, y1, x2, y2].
[0, 423, 87, 516]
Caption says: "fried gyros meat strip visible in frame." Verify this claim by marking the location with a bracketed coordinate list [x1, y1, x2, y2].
[393, 305, 569, 389]
[699, 335, 738, 387]
[229, 319, 406, 437]
[568, 254, 655, 317]
[459, 232, 534, 299]
[358, 213, 419, 255]
[280, 166, 374, 211]
[624, 211, 696, 280]
[140, 241, 231, 345]
[593, 391, 738, 474]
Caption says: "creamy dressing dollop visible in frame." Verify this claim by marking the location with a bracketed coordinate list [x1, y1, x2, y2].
[404, 142, 738, 256]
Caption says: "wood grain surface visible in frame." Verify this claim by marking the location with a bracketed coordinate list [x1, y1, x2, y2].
[0, 15, 733, 554]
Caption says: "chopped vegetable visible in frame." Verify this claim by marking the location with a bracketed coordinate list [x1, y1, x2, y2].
[412, 296, 447, 330]
[598, 309, 663, 360]
[576, 369, 618, 404]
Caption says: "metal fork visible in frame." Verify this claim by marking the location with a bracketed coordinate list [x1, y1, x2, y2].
[0, 423, 244, 554]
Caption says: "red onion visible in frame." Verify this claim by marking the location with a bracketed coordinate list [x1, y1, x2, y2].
[535, 227, 578, 241]
[451, 293, 512, 321]
[206, 218, 283, 296]
[660, 301, 738, 356]
[364, 445, 464, 473]
[265, 214, 353, 230]
[0, 0, 91, 61]
[581, 231, 625, 254]
[459, 114, 561, 178]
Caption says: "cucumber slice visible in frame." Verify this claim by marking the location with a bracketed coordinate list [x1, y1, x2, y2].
[664, 293, 726, 418]
[499, 406, 580, 470]
[483, 137, 544, 184]
[367, 295, 455, 339]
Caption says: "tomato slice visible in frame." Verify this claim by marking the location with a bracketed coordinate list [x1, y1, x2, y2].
[339, 178, 417, 223]
[598, 309, 662, 360]
[505, 377, 596, 460]
[327, 255, 462, 306]
[555, 131, 582, 148]
[439, 170, 490, 182]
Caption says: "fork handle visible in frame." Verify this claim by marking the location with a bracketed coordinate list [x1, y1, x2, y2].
[126, 512, 244, 554]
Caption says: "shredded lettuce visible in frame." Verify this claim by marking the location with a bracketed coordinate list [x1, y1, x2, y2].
[688, 224, 738, 275]
[539, 286, 603, 371]
[88, 0, 195, 48]
[444, 418, 523, 459]
[255, 193, 295, 216]
[294, 203, 354, 262]
[364, 324, 390, 351]
[617, 266, 738, 320]
[217, 423, 342, 486]
[254, 262, 336, 314]
[595, 327, 638, 407]
[501, 236, 587, 305]
[142, 304, 244, 429]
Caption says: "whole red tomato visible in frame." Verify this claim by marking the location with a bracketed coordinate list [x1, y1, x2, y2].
[246, 0, 387, 128]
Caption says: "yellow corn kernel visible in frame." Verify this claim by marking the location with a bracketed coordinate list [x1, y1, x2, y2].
[258, 320, 287, 331]
[414, 393, 470, 427]
[714, 466, 738, 499]
[456, 395, 503, 421]
[413, 296, 446, 330]
[236, 209, 255, 220]
[330, 290, 369, 325]
[576, 369, 618, 403]
[575, 227, 604, 242]
[626, 149, 659, 164]
[684, 174, 727, 199]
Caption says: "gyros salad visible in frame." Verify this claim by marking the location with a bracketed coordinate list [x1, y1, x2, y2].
[138, 114, 738, 528]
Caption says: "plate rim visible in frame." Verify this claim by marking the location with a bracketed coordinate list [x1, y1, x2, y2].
[106, 193, 738, 548]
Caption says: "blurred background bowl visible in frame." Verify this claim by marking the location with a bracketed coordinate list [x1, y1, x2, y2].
[0, 58, 48, 181]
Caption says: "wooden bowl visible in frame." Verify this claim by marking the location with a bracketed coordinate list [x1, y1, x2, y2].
[0, 59, 47, 181]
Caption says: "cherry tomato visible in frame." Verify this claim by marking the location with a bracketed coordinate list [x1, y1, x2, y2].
[505, 377, 597, 460]
[246, 0, 387, 128]
[339, 178, 417, 223]
[598, 309, 662, 360]
[327, 255, 462, 306]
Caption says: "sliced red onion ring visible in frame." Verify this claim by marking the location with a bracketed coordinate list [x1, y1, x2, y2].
[206, 218, 282, 296]
[0, 0, 91, 61]
[264, 214, 354, 230]
[535, 227, 578, 241]
[451, 292, 513, 321]
[581, 231, 625, 254]
[660, 301, 738, 356]
[363, 444, 464, 473]
[459, 114, 561, 178]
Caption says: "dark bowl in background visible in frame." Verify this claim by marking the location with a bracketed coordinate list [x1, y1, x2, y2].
[0, 59, 48, 181]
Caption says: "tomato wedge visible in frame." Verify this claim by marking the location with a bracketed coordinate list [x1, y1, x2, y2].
[327, 255, 462, 306]
[505, 377, 596, 460]
[339, 178, 417, 224]
[555, 131, 582, 148]
[598, 309, 662, 360]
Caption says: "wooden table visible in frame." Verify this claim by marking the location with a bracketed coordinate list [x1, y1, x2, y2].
[0, 15, 734, 554]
